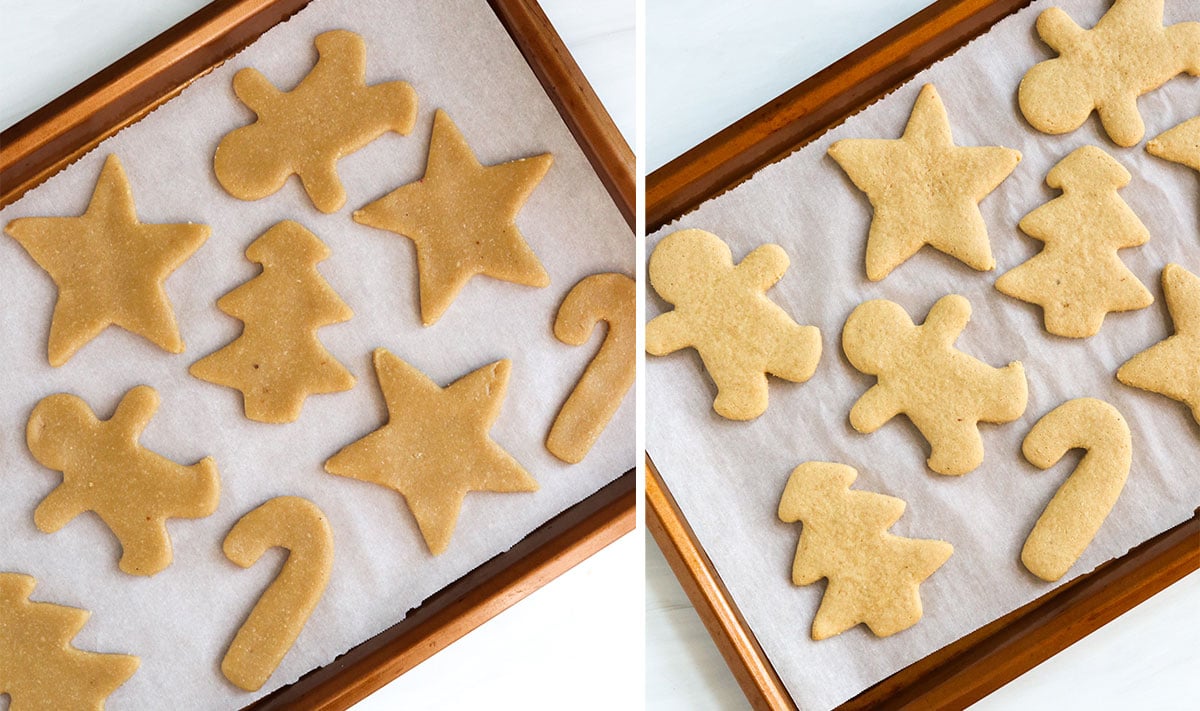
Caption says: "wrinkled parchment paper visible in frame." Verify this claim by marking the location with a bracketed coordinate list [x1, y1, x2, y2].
[0, 0, 633, 708]
[646, 0, 1199, 708]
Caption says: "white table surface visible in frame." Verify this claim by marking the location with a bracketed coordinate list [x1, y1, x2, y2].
[645, 1, 1199, 709]
[1, 1, 638, 710]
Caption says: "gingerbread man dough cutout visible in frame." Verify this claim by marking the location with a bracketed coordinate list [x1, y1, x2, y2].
[215, 30, 417, 213]
[1018, 0, 1200, 147]
[842, 295, 1028, 475]
[26, 386, 220, 575]
[646, 229, 822, 421]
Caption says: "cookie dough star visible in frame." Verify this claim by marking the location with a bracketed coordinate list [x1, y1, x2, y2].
[5, 155, 210, 366]
[324, 348, 538, 555]
[1117, 264, 1200, 425]
[354, 109, 552, 325]
[828, 84, 1021, 281]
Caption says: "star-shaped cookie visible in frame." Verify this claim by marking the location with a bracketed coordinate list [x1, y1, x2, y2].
[354, 110, 552, 325]
[324, 348, 538, 554]
[1117, 264, 1200, 425]
[828, 84, 1021, 281]
[5, 155, 210, 366]
[1147, 116, 1200, 172]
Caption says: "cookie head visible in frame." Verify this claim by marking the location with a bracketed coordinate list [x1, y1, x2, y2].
[213, 125, 290, 202]
[1018, 60, 1096, 136]
[841, 300, 912, 373]
[648, 229, 733, 305]
[26, 394, 96, 470]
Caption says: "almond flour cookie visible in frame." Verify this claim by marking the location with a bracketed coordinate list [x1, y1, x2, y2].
[778, 462, 953, 640]
[828, 84, 1021, 281]
[995, 146, 1153, 338]
[646, 229, 821, 421]
[4, 155, 209, 366]
[842, 295, 1028, 475]
[1147, 115, 1200, 172]
[0, 573, 139, 710]
[215, 30, 417, 213]
[1019, 0, 1200, 147]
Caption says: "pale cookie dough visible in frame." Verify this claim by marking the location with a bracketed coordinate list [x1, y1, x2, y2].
[778, 462, 953, 640]
[828, 84, 1021, 281]
[1021, 398, 1132, 582]
[26, 386, 220, 576]
[996, 146, 1153, 338]
[4, 154, 209, 366]
[1147, 115, 1200, 172]
[221, 497, 333, 692]
[354, 109, 552, 326]
[547, 273, 636, 464]
[1117, 263, 1200, 425]
[646, 229, 821, 421]
[215, 30, 417, 213]
[842, 295, 1028, 475]
[190, 221, 355, 423]
[0, 573, 139, 710]
[1018, 0, 1200, 147]
[325, 348, 538, 555]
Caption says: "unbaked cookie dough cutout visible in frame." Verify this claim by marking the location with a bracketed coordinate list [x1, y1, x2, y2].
[828, 84, 1020, 281]
[1117, 263, 1200, 425]
[1019, 0, 1200, 147]
[778, 462, 953, 640]
[547, 273, 636, 464]
[324, 348, 538, 555]
[646, 229, 821, 421]
[26, 386, 221, 576]
[354, 109, 552, 326]
[842, 295, 1028, 475]
[221, 497, 333, 692]
[996, 146, 1153, 338]
[4, 154, 210, 366]
[190, 221, 355, 423]
[215, 30, 417, 213]
[1020, 398, 1132, 582]
[1147, 115, 1200, 172]
[0, 573, 140, 710]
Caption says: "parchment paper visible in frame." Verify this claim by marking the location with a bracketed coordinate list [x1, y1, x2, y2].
[0, 0, 633, 708]
[646, 1, 1199, 708]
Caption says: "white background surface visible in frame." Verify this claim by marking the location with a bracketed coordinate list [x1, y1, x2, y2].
[645, 1, 1199, 709]
[1, 1, 638, 710]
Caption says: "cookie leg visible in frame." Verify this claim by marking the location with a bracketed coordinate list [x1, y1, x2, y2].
[924, 423, 985, 476]
[109, 517, 173, 576]
[1096, 97, 1145, 148]
[711, 372, 769, 421]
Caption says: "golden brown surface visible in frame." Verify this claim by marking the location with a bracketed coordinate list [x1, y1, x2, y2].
[1147, 115, 1200, 172]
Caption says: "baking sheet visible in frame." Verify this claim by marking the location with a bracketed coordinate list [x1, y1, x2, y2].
[0, 0, 633, 708]
[646, 0, 1200, 708]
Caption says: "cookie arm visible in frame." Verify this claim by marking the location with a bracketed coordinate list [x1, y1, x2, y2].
[849, 385, 900, 433]
[736, 244, 790, 291]
[232, 69, 281, 116]
[924, 295, 971, 348]
[111, 385, 159, 441]
[645, 311, 691, 356]
[1035, 7, 1085, 54]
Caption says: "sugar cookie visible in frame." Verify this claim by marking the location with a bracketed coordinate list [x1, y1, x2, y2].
[842, 295, 1028, 475]
[354, 110, 552, 325]
[4, 154, 209, 366]
[0, 573, 139, 709]
[190, 221, 355, 423]
[325, 349, 538, 555]
[996, 146, 1152, 338]
[215, 30, 417, 213]
[26, 386, 220, 575]
[646, 229, 821, 421]
[778, 462, 953, 640]
[1147, 115, 1200, 172]
[1018, 0, 1200, 147]
[828, 84, 1020, 281]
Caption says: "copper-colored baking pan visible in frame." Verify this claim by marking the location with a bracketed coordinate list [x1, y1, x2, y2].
[0, 1, 635, 709]
[645, 0, 1200, 708]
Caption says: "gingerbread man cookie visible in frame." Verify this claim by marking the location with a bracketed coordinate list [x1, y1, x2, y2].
[646, 229, 822, 421]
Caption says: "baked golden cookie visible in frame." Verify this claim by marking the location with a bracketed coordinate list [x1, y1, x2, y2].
[828, 84, 1021, 281]
[646, 229, 821, 421]
[0, 573, 139, 710]
[1147, 115, 1200, 172]
[4, 154, 210, 366]
[325, 349, 538, 554]
[26, 386, 221, 576]
[190, 221, 355, 423]
[996, 146, 1153, 338]
[842, 295, 1028, 475]
[354, 110, 552, 325]
[1117, 264, 1200, 425]
[215, 30, 417, 213]
[778, 462, 953, 640]
[1019, 0, 1200, 147]
[221, 497, 333, 692]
